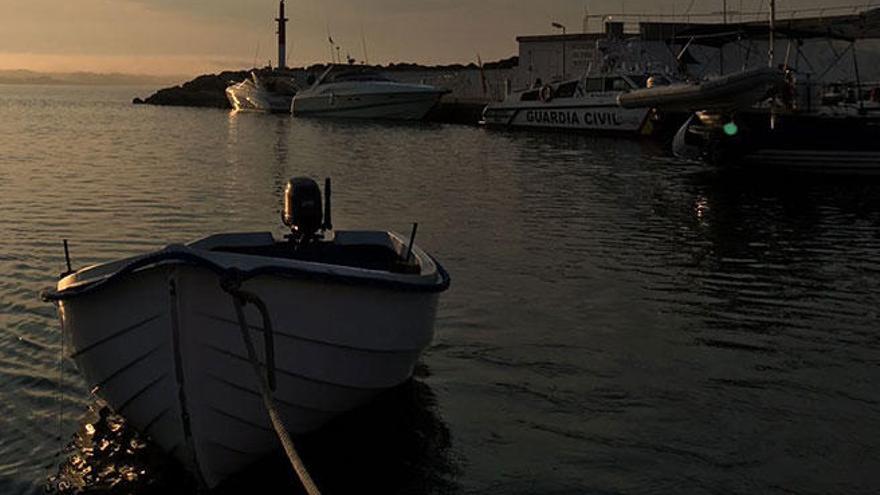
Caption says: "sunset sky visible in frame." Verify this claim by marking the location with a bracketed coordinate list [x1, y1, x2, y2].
[0, 0, 869, 77]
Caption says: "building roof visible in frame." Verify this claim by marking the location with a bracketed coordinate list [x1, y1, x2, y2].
[517, 8, 880, 47]
[664, 8, 880, 45]
[516, 33, 606, 44]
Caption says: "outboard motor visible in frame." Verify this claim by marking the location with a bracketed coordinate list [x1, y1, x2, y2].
[283, 177, 332, 242]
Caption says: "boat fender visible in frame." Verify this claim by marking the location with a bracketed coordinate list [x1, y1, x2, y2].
[539, 84, 554, 103]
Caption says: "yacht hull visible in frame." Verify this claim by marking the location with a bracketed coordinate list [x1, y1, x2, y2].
[226, 80, 294, 113]
[292, 91, 444, 120]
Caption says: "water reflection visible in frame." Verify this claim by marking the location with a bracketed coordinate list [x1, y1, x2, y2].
[675, 169, 880, 337]
[6, 84, 880, 494]
[271, 115, 291, 197]
[47, 366, 456, 494]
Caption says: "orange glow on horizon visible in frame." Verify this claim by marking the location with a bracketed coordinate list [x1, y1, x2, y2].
[0, 0, 867, 77]
[0, 52, 246, 79]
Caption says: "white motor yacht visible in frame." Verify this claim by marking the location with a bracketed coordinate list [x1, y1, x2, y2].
[226, 71, 299, 113]
[225, 1, 298, 113]
[291, 67, 448, 120]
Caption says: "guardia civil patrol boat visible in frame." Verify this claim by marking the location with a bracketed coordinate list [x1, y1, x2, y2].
[482, 66, 780, 137]
[43, 177, 450, 488]
[481, 72, 660, 135]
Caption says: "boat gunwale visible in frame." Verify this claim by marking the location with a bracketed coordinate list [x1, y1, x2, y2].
[44, 235, 451, 301]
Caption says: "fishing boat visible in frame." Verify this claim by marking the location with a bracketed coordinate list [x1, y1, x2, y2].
[43, 178, 450, 488]
[291, 66, 448, 120]
[225, 1, 299, 113]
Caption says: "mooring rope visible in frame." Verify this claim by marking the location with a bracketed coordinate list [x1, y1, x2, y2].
[222, 275, 321, 495]
[56, 313, 65, 457]
[44, 249, 323, 495]
[58, 316, 64, 444]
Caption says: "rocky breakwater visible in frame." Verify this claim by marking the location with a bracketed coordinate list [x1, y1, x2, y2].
[133, 70, 249, 108]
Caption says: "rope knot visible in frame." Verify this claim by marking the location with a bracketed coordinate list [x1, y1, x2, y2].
[219, 268, 246, 295]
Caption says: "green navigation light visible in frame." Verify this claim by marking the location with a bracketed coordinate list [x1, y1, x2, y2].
[723, 122, 739, 136]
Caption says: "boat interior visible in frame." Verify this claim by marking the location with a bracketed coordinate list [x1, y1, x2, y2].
[213, 239, 421, 274]
[518, 74, 662, 101]
[194, 178, 423, 275]
[324, 70, 393, 84]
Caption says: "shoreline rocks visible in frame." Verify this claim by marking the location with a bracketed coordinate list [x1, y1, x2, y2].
[135, 70, 251, 109]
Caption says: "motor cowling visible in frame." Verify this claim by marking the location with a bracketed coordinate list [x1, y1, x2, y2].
[283, 177, 323, 240]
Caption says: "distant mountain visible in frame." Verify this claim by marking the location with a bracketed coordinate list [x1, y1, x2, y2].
[0, 70, 184, 86]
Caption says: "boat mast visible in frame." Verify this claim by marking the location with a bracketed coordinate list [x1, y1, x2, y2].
[276, 0, 289, 70]
[768, 0, 777, 130]
[721, 0, 728, 75]
[768, 0, 776, 68]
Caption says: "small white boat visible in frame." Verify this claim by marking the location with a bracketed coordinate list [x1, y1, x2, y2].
[226, 71, 299, 113]
[481, 74, 657, 135]
[291, 67, 448, 120]
[44, 178, 450, 488]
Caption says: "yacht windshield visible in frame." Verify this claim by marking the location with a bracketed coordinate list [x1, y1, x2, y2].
[323, 71, 393, 84]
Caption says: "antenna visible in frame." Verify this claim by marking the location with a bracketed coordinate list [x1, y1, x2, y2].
[405, 223, 419, 263]
[323, 178, 333, 231]
[327, 24, 336, 63]
[63, 240, 73, 276]
[361, 24, 370, 65]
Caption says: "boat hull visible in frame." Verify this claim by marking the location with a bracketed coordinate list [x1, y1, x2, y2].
[226, 80, 294, 114]
[674, 110, 880, 173]
[481, 101, 652, 135]
[57, 246, 442, 487]
[292, 91, 445, 120]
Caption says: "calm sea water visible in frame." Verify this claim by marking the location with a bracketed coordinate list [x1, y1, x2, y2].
[1, 84, 879, 494]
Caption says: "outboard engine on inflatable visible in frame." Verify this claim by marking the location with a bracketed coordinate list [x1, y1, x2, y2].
[283, 177, 332, 243]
